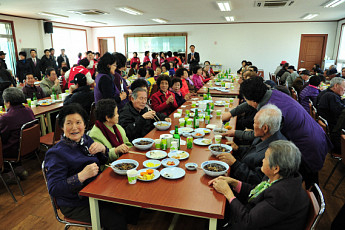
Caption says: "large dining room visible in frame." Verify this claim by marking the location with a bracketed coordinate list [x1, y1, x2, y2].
[0, 0, 345, 229]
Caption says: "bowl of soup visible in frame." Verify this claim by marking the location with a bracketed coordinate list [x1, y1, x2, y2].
[201, 160, 229, 177]
[208, 144, 232, 156]
[154, 121, 171, 131]
[132, 138, 154, 150]
[111, 159, 139, 175]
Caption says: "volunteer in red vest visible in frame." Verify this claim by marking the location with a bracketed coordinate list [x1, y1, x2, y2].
[64, 58, 94, 88]
[86, 51, 97, 77]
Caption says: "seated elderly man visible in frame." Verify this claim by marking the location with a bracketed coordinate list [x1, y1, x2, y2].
[318, 77, 345, 153]
[119, 87, 171, 141]
[219, 104, 287, 185]
[292, 69, 311, 95]
[222, 77, 332, 188]
[22, 73, 45, 99]
[40, 67, 62, 96]
[209, 140, 309, 230]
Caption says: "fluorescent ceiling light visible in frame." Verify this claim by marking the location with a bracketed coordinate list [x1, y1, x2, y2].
[324, 0, 345, 7]
[86, 21, 108, 25]
[302, 13, 319, 20]
[116, 7, 143, 15]
[225, 16, 235, 22]
[151, 18, 168, 23]
[37, 12, 69, 18]
[217, 1, 231, 11]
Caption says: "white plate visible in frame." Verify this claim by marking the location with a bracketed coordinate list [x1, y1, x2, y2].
[143, 159, 161, 169]
[161, 158, 180, 167]
[195, 128, 211, 134]
[37, 100, 52, 106]
[193, 138, 213, 146]
[168, 150, 189, 160]
[160, 167, 186, 179]
[215, 101, 226, 106]
[169, 127, 194, 135]
[146, 150, 167, 160]
[137, 169, 160, 181]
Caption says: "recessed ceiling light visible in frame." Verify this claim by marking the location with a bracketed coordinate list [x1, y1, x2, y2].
[151, 18, 168, 23]
[323, 0, 345, 7]
[116, 7, 143, 15]
[302, 13, 319, 20]
[37, 12, 69, 18]
[86, 21, 108, 25]
[225, 16, 235, 22]
[217, 1, 231, 11]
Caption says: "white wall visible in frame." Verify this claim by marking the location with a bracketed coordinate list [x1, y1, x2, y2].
[92, 22, 338, 78]
[333, 19, 345, 60]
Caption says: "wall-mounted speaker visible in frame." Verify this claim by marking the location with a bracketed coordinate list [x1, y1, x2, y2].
[44, 22, 53, 34]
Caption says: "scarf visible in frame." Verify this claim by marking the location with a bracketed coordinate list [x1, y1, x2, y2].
[248, 179, 280, 202]
[95, 120, 124, 148]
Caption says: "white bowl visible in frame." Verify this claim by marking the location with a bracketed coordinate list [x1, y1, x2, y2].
[161, 158, 180, 167]
[132, 138, 154, 150]
[201, 160, 229, 177]
[110, 159, 139, 175]
[185, 163, 198, 171]
[154, 121, 171, 131]
[208, 144, 232, 156]
[191, 131, 205, 139]
[143, 159, 161, 169]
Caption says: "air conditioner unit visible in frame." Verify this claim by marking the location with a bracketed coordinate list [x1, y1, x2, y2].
[254, 0, 295, 7]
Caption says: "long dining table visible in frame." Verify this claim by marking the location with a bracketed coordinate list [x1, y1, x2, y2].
[197, 81, 240, 98]
[80, 97, 239, 230]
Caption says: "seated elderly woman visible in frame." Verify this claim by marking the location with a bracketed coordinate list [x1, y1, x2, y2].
[150, 75, 178, 116]
[209, 140, 309, 230]
[219, 104, 287, 185]
[0, 87, 35, 181]
[119, 87, 171, 142]
[89, 99, 132, 168]
[44, 104, 128, 229]
[171, 78, 191, 107]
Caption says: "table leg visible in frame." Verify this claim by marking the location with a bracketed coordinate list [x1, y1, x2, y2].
[168, 214, 180, 230]
[36, 115, 46, 136]
[209, 218, 217, 230]
[46, 112, 53, 133]
[89, 197, 101, 230]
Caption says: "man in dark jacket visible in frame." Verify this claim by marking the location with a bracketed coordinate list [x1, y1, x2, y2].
[119, 87, 171, 142]
[41, 49, 55, 74]
[57, 49, 70, 69]
[22, 73, 45, 99]
[292, 69, 311, 95]
[187, 45, 200, 71]
[63, 73, 94, 114]
[0, 51, 7, 69]
[27, 49, 42, 80]
[16, 51, 31, 83]
[219, 104, 287, 185]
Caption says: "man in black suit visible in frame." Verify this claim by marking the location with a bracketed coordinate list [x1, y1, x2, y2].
[187, 45, 200, 71]
[27, 49, 42, 80]
[0, 51, 7, 70]
[41, 49, 55, 74]
[57, 48, 70, 69]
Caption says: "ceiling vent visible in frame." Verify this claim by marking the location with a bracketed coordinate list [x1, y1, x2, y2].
[68, 9, 109, 15]
[254, 1, 294, 7]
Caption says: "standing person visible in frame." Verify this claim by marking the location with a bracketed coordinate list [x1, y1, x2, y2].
[77, 52, 82, 65]
[94, 52, 118, 103]
[113, 52, 130, 110]
[151, 53, 159, 71]
[16, 51, 31, 83]
[86, 51, 97, 77]
[49, 48, 58, 72]
[41, 49, 54, 74]
[57, 49, 70, 69]
[0, 51, 7, 69]
[40, 67, 62, 96]
[130, 52, 140, 69]
[22, 73, 45, 99]
[174, 52, 182, 68]
[187, 45, 200, 71]
[143, 51, 150, 63]
[27, 49, 42, 80]
[159, 52, 166, 65]
[95, 52, 100, 61]
[64, 58, 94, 88]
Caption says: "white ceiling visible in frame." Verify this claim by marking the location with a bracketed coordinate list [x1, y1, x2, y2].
[0, 0, 345, 27]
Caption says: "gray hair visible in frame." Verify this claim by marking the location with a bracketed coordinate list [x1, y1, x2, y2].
[132, 87, 147, 100]
[257, 104, 282, 135]
[3, 87, 25, 106]
[330, 77, 345, 88]
[268, 140, 301, 178]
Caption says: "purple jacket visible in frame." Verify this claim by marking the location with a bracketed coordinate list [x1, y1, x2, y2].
[299, 85, 320, 112]
[266, 90, 332, 171]
[94, 73, 116, 103]
[113, 71, 129, 110]
[0, 105, 35, 158]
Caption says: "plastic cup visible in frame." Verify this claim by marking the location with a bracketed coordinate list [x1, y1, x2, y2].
[155, 139, 161, 149]
[26, 98, 31, 107]
[177, 109, 183, 114]
[127, 169, 138, 184]
[179, 118, 185, 127]
[185, 109, 190, 116]
[0, 106, 2, 111]
[171, 141, 178, 151]
[215, 135, 222, 144]
[216, 110, 222, 116]
[192, 101, 197, 108]
[65, 90, 69, 94]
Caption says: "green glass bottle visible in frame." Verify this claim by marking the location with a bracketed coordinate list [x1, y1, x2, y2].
[207, 87, 210, 100]
[52, 88, 56, 100]
[33, 92, 37, 101]
[194, 110, 199, 129]
[173, 125, 180, 149]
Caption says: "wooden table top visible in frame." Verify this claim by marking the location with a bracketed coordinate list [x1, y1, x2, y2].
[197, 82, 240, 97]
[31, 101, 63, 116]
[80, 97, 239, 219]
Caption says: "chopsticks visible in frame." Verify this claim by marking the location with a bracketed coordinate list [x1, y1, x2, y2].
[147, 106, 161, 122]
[128, 151, 147, 156]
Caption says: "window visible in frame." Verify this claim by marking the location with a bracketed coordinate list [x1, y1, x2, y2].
[336, 23, 345, 72]
[51, 27, 87, 66]
[125, 33, 187, 61]
[0, 20, 17, 75]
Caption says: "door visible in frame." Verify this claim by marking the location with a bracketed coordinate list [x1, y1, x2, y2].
[99, 39, 108, 56]
[298, 34, 327, 71]
[97, 37, 116, 56]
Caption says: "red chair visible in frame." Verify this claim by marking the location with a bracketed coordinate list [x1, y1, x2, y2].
[42, 161, 91, 230]
[40, 114, 63, 149]
[0, 139, 17, 203]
